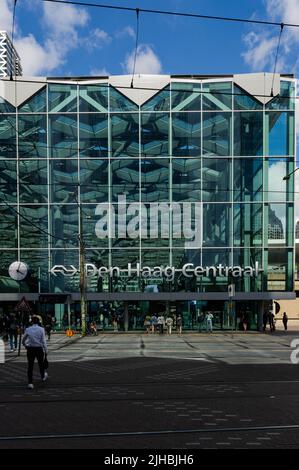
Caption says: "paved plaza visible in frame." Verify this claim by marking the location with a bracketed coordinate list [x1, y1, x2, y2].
[1, 330, 299, 449]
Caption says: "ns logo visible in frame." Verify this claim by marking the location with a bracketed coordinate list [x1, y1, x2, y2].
[290, 339, 299, 364]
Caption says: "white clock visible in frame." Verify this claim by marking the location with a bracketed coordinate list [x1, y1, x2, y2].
[8, 261, 29, 281]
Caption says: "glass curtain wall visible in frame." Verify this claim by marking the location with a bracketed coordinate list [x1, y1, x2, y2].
[0, 78, 295, 298]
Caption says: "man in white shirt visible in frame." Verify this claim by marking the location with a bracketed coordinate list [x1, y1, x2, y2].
[22, 316, 48, 390]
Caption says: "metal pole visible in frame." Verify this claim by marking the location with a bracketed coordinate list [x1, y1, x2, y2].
[79, 204, 86, 336]
[67, 295, 71, 331]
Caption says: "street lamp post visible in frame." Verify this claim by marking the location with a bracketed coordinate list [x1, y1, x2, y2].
[79, 203, 87, 336]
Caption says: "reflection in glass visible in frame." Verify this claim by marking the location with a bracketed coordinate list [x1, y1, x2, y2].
[0, 160, 17, 202]
[80, 159, 108, 203]
[268, 158, 293, 202]
[202, 112, 231, 155]
[142, 86, 170, 111]
[172, 112, 201, 156]
[234, 112, 263, 156]
[234, 85, 262, 110]
[267, 81, 295, 110]
[171, 82, 201, 111]
[48, 84, 77, 112]
[203, 204, 230, 247]
[141, 159, 169, 202]
[110, 86, 138, 112]
[79, 114, 108, 157]
[19, 160, 48, 203]
[112, 159, 139, 202]
[19, 87, 46, 113]
[0, 206, 17, 247]
[172, 158, 200, 202]
[50, 160, 78, 203]
[141, 113, 169, 156]
[19, 205, 48, 248]
[267, 111, 294, 156]
[0, 115, 16, 158]
[202, 81, 232, 110]
[202, 158, 231, 202]
[268, 203, 286, 241]
[50, 204, 78, 248]
[49, 114, 78, 158]
[234, 204, 262, 246]
[18, 114, 47, 158]
[111, 113, 139, 158]
[233, 158, 263, 202]
[79, 84, 108, 111]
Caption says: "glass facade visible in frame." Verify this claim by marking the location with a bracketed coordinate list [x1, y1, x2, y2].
[0, 76, 295, 330]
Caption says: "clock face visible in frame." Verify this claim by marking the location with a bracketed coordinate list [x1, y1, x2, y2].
[8, 261, 29, 281]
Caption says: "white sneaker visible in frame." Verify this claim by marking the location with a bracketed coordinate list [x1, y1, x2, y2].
[42, 372, 48, 382]
[27, 384, 34, 390]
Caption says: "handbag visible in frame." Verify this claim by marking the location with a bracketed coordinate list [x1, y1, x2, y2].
[44, 353, 49, 370]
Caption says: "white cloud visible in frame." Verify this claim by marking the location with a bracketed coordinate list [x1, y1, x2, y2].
[83, 28, 111, 50]
[90, 67, 110, 76]
[242, 0, 299, 73]
[0, 1, 91, 75]
[122, 45, 162, 74]
[116, 26, 135, 39]
[14, 35, 62, 75]
[0, 0, 13, 32]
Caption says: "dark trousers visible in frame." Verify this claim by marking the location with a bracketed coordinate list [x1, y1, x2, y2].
[27, 347, 45, 383]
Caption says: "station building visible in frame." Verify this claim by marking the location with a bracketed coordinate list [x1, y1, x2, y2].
[0, 73, 296, 330]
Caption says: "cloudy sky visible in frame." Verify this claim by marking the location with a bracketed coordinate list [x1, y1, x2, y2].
[1, 0, 299, 221]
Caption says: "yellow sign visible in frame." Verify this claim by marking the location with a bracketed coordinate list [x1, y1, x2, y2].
[66, 329, 74, 337]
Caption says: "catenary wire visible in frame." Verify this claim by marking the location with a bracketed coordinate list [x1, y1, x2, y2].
[39, 0, 299, 28]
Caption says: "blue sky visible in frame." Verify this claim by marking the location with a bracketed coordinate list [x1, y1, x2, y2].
[1, 0, 299, 77]
[1, 0, 299, 221]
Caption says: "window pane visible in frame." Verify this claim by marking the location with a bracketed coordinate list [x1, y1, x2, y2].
[268, 158, 293, 202]
[18, 114, 47, 158]
[172, 158, 200, 202]
[0, 97, 15, 113]
[0, 115, 16, 158]
[202, 81, 232, 110]
[203, 204, 230, 246]
[142, 86, 170, 111]
[111, 113, 139, 158]
[233, 158, 263, 202]
[50, 159, 78, 203]
[79, 84, 108, 111]
[267, 111, 294, 156]
[202, 112, 231, 156]
[80, 159, 108, 203]
[19, 87, 46, 113]
[172, 112, 201, 157]
[267, 80, 295, 110]
[202, 158, 231, 202]
[112, 158, 140, 202]
[49, 114, 78, 158]
[79, 113, 108, 158]
[268, 203, 286, 243]
[48, 84, 77, 112]
[50, 204, 78, 248]
[0, 206, 17, 247]
[171, 83, 201, 111]
[19, 160, 48, 203]
[109, 86, 138, 112]
[0, 160, 17, 202]
[234, 204, 262, 246]
[19, 205, 48, 248]
[234, 85, 262, 110]
[234, 112, 263, 156]
[141, 113, 169, 157]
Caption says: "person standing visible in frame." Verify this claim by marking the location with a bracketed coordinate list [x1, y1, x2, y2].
[157, 313, 165, 334]
[176, 314, 183, 334]
[282, 312, 288, 331]
[205, 311, 214, 333]
[22, 316, 48, 390]
[166, 316, 173, 335]
[8, 314, 18, 352]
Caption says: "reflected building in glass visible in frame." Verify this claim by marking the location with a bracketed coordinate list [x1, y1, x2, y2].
[0, 73, 296, 331]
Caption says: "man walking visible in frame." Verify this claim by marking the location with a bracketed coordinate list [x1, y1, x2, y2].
[22, 316, 48, 390]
